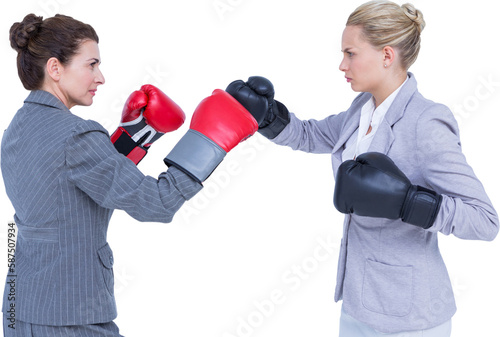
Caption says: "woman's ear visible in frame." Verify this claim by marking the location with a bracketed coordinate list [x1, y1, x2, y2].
[46, 57, 62, 81]
[382, 45, 396, 67]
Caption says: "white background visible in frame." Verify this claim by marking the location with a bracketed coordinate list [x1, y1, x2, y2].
[1, 0, 499, 336]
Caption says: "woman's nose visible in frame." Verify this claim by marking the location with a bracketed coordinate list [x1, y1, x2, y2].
[96, 68, 105, 85]
[339, 57, 348, 72]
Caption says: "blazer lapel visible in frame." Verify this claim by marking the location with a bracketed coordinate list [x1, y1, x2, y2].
[332, 93, 371, 154]
[368, 119, 395, 154]
[368, 73, 419, 155]
[331, 93, 370, 173]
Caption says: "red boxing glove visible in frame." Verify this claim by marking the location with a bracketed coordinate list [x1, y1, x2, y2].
[110, 84, 185, 164]
[164, 89, 258, 183]
[191, 89, 258, 152]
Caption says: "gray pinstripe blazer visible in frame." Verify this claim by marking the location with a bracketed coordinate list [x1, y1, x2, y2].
[271, 73, 499, 333]
[1, 90, 202, 325]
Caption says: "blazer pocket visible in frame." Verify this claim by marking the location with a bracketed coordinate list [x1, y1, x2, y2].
[97, 243, 115, 297]
[362, 259, 413, 317]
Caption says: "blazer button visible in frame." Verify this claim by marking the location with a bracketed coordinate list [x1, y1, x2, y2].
[109, 256, 114, 265]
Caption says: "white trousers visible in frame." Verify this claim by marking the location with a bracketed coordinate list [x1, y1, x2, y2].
[339, 308, 452, 337]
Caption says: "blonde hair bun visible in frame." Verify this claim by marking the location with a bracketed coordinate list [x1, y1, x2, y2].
[402, 3, 425, 33]
[346, 1, 425, 70]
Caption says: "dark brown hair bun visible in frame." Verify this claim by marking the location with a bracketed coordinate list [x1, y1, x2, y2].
[9, 13, 98, 90]
[9, 14, 43, 52]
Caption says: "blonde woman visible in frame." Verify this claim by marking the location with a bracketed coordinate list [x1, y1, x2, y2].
[226, 1, 498, 336]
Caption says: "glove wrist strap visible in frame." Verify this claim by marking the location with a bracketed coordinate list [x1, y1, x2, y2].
[259, 100, 290, 139]
[402, 185, 442, 229]
[110, 128, 147, 165]
[164, 130, 226, 184]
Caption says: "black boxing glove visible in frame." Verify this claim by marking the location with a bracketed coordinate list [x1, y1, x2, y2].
[226, 76, 290, 139]
[333, 152, 442, 229]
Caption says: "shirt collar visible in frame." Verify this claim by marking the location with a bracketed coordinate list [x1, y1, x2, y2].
[360, 75, 409, 130]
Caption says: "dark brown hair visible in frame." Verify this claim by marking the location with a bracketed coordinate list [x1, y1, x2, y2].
[9, 14, 99, 90]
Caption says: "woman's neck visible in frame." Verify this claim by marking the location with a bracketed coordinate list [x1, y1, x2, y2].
[41, 81, 72, 109]
[371, 71, 408, 108]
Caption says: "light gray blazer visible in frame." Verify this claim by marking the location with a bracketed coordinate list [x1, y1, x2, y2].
[272, 73, 499, 333]
[1, 90, 202, 325]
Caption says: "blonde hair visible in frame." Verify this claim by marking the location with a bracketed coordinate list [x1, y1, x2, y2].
[346, 1, 425, 70]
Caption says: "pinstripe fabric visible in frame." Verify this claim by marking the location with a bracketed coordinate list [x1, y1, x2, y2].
[3, 314, 124, 337]
[1, 90, 202, 326]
